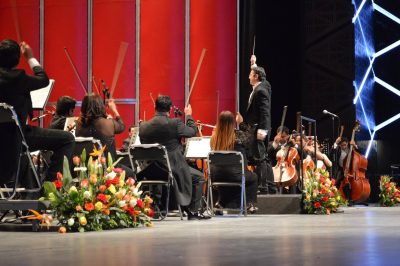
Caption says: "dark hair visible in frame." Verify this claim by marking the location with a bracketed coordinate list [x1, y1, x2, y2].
[251, 66, 266, 82]
[276, 126, 290, 135]
[155, 95, 172, 113]
[339, 137, 348, 144]
[80, 93, 106, 126]
[56, 96, 76, 116]
[0, 39, 20, 69]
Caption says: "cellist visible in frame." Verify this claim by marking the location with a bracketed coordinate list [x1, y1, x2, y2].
[330, 136, 357, 204]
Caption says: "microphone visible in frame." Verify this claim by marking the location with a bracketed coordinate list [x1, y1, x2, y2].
[323, 110, 338, 118]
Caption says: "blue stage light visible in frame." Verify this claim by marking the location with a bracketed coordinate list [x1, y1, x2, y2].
[373, 3, 400, 25]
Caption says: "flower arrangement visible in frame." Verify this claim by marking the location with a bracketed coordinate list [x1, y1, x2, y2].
[379, 175, 400, 207]
[40, 149, 153, 232]
[303, 168, 346, 214]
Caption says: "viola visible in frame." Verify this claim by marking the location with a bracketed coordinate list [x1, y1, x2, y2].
[339, 121, 370, 202]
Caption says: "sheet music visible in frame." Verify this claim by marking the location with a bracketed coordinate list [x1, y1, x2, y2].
[184, 137, 211, 159]
[30, 79, 55, 110]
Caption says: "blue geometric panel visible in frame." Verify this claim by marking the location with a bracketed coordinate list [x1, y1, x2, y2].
[354, 0, 400, 158]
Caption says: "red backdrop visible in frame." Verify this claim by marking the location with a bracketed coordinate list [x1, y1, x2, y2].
[93, 0, 136, 148]
[0, 0, 237, 144]
[190, 0, 237, 136]
[140, 0, 185, 122]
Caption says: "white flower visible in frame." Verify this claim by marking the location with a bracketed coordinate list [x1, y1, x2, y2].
[118, 200, 126, 208]
[83, 191, 91, 199]
[129, 199, 137, 207]
[106, 171, 117, 180]
[67, 218, 75, 226]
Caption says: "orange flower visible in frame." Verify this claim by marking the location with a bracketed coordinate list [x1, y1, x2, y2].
[85, 202, 95, 211]
[102, 208, 110, 216]
[58, 226, 67, 234]
[99, 185, 107, 192]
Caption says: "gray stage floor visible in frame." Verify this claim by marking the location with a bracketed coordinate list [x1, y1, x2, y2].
[1, 206, 400, 265]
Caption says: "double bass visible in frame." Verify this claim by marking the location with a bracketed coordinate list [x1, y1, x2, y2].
[272, 106, 300, 187]
[339, 121, 370, 202]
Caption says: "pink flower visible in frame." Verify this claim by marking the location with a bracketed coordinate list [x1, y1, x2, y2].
[80, 179, 89, 188]
[56, 172, 63, 180]
[126, 177, 135, 186]
[113, 168, 123, 174]
[72, 156, 80, 166]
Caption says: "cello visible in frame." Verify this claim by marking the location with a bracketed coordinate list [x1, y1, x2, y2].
[339, 121, 370, 202]
[272, 106, 300, 187]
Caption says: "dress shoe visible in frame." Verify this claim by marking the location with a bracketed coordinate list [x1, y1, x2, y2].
[187, 211, 212, 220]
[247, 203, 258, 214]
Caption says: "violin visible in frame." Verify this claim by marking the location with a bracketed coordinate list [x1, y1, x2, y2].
[339, 121, 370, 202]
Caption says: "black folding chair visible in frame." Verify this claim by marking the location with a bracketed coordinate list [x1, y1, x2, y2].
[0, 103, 48, 229]
[129, 144, 183, 220]
[207, 151, 247, 216]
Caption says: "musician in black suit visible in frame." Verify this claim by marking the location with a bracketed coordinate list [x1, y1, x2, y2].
[237, 65, 272, 189]
[0, 39, 74, 183]
[139, 95, 210, 220]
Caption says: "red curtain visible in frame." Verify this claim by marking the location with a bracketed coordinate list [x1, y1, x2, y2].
[140, 0, 185, 121]
[190, 0, 237, 135]
[93, 0, 136, 147]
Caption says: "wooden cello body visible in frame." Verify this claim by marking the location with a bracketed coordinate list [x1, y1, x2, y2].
[339, 121, 371, 202]
[273, 146, 300, 186]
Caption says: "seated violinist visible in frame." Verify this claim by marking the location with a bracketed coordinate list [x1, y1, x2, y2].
[267, 126, 291, 166]
[75, 93, 134, 177]
[210, 111, 258, 213]
[48, 95, 76, 130]
[303, 138, 332, 169]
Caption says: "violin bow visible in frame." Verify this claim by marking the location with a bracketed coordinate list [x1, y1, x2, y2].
[185, 48, 207, 107]
[150, 92, 155, 106]
[92, 76, 101, 95]
[11, 0, 22, 43]
[252, 35, 256, 55]
[64, 47, 88, 94]
[110, 41, 129, 99]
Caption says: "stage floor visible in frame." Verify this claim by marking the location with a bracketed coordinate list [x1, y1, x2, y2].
[1, 206, 399, 265]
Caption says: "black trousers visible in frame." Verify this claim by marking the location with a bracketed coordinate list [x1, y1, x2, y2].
[24, 125, 75, 181]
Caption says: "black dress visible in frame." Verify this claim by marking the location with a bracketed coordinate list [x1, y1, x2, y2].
[210, 130, 258, 208]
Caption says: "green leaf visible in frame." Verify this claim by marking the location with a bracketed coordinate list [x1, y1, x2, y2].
[43, 181, 57, 196]
[81, 149, 87, 167]
[62, 156, 73, 190]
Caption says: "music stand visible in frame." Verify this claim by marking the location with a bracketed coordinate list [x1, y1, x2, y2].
[30, 79, 55, 110]
[184, 137, 211, 213]
[184, 137, 211, 159]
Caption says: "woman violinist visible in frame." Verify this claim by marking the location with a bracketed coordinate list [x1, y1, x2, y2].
[210, 111, 258, 213]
